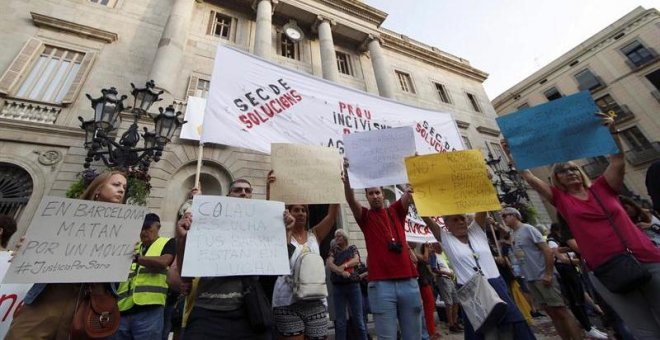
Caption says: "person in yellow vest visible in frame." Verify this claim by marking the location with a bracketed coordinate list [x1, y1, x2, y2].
[112, 213, 176, 340]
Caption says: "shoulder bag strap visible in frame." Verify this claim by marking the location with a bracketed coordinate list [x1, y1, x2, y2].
[589, 188, 631, 252]
[465, 235, 483, 275]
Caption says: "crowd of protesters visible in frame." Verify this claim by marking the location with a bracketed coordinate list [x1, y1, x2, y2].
[1, 110, 659, 340]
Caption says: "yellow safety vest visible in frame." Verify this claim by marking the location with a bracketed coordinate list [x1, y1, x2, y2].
[117, 237, 170, 311]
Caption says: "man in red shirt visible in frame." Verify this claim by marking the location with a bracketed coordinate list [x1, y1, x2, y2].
[343, 159, 421, 340]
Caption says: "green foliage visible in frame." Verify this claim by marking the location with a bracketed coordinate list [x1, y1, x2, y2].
[518, 203, 538, 225]
[125, 176, 150, 206]
[66, 177, 86, 199]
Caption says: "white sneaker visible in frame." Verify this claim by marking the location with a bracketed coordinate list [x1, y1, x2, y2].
[586, 327, 608, 339]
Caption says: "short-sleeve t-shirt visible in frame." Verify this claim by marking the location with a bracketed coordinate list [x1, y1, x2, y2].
[552, 176, 660, 269]
[512, 223, 547, 281]
[441, 221, 500, 285]
[356, 200, 418, 281]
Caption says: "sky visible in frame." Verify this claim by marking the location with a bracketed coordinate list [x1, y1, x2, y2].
[364, 0, 660, 100]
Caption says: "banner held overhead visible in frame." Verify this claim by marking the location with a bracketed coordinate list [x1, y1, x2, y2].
[200, 45, 463, 155]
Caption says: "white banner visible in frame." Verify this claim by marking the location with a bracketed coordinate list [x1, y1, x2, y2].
[180, 96, 206, 141]
[0, 252, 32, 339]
[394, 186, 440, 243]
[3, 197, 146, 284]
[200, 45, 463, 155]
[344, 126, 416, 188]
[181, 196, 290, 277]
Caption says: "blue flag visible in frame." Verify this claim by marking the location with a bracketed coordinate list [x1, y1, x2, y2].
[496, 91, 619, 170]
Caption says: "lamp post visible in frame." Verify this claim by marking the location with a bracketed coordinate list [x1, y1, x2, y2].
[484, 143, 529, 206]
[78, 80, 186, 172]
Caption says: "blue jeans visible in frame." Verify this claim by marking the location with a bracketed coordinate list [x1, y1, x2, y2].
[367, 279, 422, 340]
[333, 283, 367, 340]
[111, 306, 164, 340]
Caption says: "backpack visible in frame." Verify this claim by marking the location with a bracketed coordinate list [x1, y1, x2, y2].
[292, 247, 327, 300]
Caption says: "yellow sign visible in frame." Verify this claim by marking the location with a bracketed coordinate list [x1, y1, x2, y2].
[405, 150, 501, 216]
[270, 143, 344, 204]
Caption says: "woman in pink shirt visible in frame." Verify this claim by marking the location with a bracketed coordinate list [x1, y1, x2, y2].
[502, 114, 660, 340]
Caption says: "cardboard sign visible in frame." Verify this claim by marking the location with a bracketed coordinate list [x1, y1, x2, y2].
[405, 150, 501, 216]
[3, 197, 146, 284]
[344, 126, 416, 188]
[181, 195, 290, 277]
[0, 252, 32, 339]
[496, 91, 619, 170]
[270, 143, 344, 204]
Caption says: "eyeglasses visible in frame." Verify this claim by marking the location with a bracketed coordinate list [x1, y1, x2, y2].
[555, 166, 580, 175]
[230, 186, 253, 194]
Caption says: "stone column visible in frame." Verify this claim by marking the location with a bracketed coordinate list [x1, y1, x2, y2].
[253, 0, 273, 58]
[316, 16, 339, 82]
[367, 36, 394, 98]
[149, 0, 195, 95]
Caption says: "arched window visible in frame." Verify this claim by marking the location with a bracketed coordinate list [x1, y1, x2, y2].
[0, 163, 33, 219]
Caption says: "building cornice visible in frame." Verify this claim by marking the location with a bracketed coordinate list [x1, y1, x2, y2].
[380, 33, 488, 83]
[456, 120, 470, 129]
[315, 0, 387, 27]
[31, 12, 119, 43]
[0, 119, 85, 147]
[476, 125, 500, 137]
[492, 6, 658, 109]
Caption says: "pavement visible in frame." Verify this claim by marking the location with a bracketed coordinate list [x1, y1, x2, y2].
[327, 314, 613, 339]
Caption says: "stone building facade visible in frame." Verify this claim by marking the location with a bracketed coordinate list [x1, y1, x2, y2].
[0, 0, 550, 250]
[492, 6, 660, 216]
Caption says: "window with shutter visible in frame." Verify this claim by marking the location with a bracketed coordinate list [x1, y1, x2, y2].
[186, 75, 211, 99]
[0, 38, 43, 94]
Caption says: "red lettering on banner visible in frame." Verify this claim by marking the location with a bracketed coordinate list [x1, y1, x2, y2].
[237, 89, 304, 129]
[0, 293, 18, 322]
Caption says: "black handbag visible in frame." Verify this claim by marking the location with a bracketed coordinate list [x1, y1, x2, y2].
[590, 189, 651, 294]
[241, 277, 273, 332]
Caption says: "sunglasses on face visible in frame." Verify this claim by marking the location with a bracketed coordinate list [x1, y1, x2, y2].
[230, 186, 253, 194]
[555, 166, 580, 175]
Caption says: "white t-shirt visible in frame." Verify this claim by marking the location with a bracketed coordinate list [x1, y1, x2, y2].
[441, 221, 500, 285]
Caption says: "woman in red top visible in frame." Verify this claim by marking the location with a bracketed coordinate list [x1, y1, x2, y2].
[502, 114, 660, 339]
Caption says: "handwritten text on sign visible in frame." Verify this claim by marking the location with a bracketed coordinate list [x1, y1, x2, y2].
[181, 196, 290, 277]
[3, 197, 146, 284]
[405, 150, 501, 216]
[344, 126, 416, 189]
[496, 91, 619, 170]
[270, 143, 344, 204]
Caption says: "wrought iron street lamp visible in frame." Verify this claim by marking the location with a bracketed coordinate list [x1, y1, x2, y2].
[78, 80, 186, 172]
[484, 143, 529, 206]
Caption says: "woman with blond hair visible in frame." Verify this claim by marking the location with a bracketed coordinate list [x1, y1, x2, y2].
[6, 170, 128, 340]
[502, 114, 660, 339]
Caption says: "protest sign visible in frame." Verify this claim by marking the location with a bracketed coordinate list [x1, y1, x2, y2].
[344, 126, 416, 188]
[180, 96, 206, 140]
[181, 195, 290, 277]
[394, 186, 438, 243]
[405, 150, 501, 216]
[270, 143, 344, 204]
[0, 252, 32, 339]
[198, 45, 463, 155]
[496, 91, 619, 170]
[3, 197, 146, 284]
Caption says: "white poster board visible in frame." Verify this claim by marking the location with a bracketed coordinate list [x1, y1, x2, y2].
[0, 252, 32, 339]
[181, 196, 290, 277]
[344, 126, 416, 188]
[180, 96, 206, 140]
[3, 197, 146, 284]
[199, 45, 463, 155]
